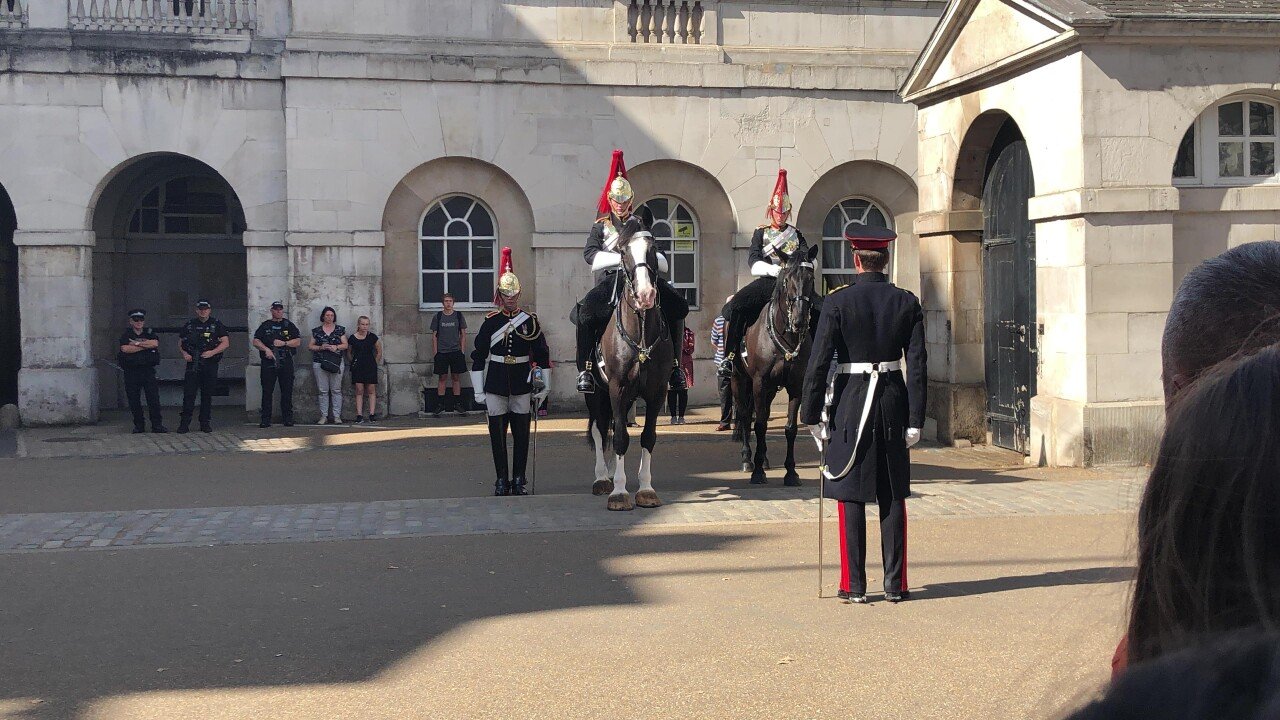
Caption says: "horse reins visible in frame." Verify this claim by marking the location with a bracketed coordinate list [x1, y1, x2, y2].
[615, 231, 667, 365]
[765, 262, 813, 363]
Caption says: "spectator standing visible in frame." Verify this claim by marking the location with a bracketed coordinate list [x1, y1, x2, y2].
[668, 326, 694, 424]
[252, 300, 301, 428]
[711, 298, 733, 431]
[348, 315, 383, 423]
[117, 308, 167, 434]
[309, 306, 347, 424]
[431, 293, 468, 417]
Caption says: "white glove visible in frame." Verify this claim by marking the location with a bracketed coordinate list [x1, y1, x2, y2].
[906, 428, 921, 448]
[751, 261, 782, 278]
[808, 423, 830, 441]
[656, 252, 669, 274]
[469, 370, 486, 405]
[591, 251, 622, 272]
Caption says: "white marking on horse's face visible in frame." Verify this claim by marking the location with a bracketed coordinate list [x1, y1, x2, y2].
[629, 235, 656, 309]
[612, 454, 629, 496]
[638, 448, 654, 492]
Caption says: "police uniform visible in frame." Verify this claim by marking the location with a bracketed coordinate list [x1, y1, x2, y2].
[117, 309, 166, 434]
[470, 248, 551, 497]
[574, 149, 689, 394]
[800, 226, 926, 603]
[177, 301, 229, 433]
[254, 302, 301, 427]
[718, 169, 822, 377]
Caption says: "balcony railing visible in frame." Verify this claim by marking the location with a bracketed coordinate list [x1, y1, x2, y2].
[69, 0, 255, 35]
[1, 0, 27, 29]
[628, 0, 704, 44]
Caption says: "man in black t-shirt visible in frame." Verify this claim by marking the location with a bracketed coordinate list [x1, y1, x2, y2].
[117, 308, 167, 434]
[177, 299, 230, 434]
[252, 300, 302, 428]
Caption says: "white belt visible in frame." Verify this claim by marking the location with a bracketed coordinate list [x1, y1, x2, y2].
[820, 359, 902, 480]
[489, 354, 530, 365]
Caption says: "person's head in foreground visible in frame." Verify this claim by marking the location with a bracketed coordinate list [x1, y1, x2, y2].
[1127, 344, 1280, 667]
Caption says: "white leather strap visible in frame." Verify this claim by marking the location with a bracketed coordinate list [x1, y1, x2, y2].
[836, 361, 902, 374]
[489, 354, 530, 365]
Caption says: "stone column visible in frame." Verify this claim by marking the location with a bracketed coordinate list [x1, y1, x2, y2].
[15, 231, 97, 425]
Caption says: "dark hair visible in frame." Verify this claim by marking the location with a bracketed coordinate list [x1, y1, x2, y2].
[855, 248, 890, 273]
[1126, 345, 1280, 666]
[320, 306, 337, 323]
[1163, 241, 1280, 404]
[441, 293, 454, 301]
[1067, 632, 1280, 720]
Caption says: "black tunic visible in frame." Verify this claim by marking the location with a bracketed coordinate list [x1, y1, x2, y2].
[470, 309, 551, 397]
[800, 272, 926, 503]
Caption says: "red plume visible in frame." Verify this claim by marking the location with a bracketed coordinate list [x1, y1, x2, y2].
[494, 246, 514, 304]
[596, 149, 629, 217]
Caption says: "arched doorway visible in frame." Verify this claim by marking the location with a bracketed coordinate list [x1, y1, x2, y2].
[0, 182, 17, 407]
[92, 155, 248, 411]
[981, 120, 1037, 453]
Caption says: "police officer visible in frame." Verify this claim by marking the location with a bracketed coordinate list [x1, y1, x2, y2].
[800, 226, 926, 604]
[252, 300, 301, 428]
[117, 308, 167, 434]
[718, 169, 822, 378]
[574, 149, 689, 394]
[177, 299, 230, 434]
[470, 248, 551, 497]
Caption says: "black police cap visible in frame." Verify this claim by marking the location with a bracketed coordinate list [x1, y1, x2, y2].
[128, 309, 146, 319]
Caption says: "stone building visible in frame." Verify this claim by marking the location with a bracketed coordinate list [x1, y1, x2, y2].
[902, 0, 1280, 465]
[0, 0, 942, 425]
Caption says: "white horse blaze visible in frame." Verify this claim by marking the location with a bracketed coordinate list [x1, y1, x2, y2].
[612, 454, 629, 496]
[629, 235, 654, 307]
[637, 449, 654, 493]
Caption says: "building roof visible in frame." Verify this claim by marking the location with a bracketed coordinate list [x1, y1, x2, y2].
[1040, 0, 1280, 20]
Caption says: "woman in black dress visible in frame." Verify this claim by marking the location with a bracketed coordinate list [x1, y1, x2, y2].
[347, 315, 383, 423]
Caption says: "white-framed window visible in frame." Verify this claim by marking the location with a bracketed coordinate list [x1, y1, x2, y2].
[419, 195, 496, 310]
[821, 197, 892, 294]
[1174, 96, 1279, 186]
[640, 196, 700, 308]
[127, 176, 241, 238]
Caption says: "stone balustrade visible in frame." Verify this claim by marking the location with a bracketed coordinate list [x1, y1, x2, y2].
[68, 0, 255, 34]
[1, 0, 27, 29]
[628, 0, 705, 44]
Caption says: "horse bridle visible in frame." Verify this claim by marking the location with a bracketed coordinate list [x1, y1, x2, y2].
[615, 230, 667, 365]
[765, 260, 813, 363]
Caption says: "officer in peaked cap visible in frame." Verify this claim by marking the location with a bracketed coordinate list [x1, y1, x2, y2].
[117, 308, 167, 434]
[252, 300, 302, 428]
[177, 299, 230, 434]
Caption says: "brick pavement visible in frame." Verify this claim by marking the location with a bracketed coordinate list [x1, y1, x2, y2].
[0, 474, 1143, 553]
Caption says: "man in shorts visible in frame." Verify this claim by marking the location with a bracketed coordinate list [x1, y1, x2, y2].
[431, 292, 468, 416]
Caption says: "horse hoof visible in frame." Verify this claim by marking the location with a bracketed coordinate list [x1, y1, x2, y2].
[635, 489, 662, 508]
[749, 473, 769, 485]
[741, 463, 753, 473]
[783, 473, 802, 487]
[607, 493, 635, 511]
[592, 479, 614, 496]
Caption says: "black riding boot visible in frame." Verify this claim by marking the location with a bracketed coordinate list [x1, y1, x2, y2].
[487, 413, 510, 496]
[669, 319, 687, 390]
[509, 412, 531, 496]
[576, 318, 598, 393]
[718, 310, 741, 378]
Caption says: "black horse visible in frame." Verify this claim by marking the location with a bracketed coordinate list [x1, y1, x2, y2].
[586, 216, 674, 511]
[732, 244, 819, 485]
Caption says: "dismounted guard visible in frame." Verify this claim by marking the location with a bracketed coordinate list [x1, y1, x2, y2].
[252, 300, 302, 428]
[800, 226, 926, 604]
[177, 299, 230, 434]
[470, 248, 551, 497]
[117, 308, 167, 434]
[574, 149, 689, 394]
[718, 169, 823, 378]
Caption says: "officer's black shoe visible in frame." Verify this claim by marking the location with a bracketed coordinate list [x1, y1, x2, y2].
[132, 426, 146, 434]
[177, 422, 190, 434]
[152, 426, 168, 434]
[577, 370, 595, 393]
[669, 366, 687, 391]
[200, 423, 212, 433]
[259, 421, 271, 429]
[837, 590, 869, 604]
[494, 477, 511, 497]
[884, 590, 909, 603]
[283, 419, 294, 427]
[511, 477, 528, 496]
[717, 356, 735, 379]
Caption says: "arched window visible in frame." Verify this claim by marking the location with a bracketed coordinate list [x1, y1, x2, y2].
[821, 197, 892, 293]
[1174, 96, 1279, 186]
[127, 176, 242, 237]
[419, 195, 496, 309]
[640, 196, 700, 307]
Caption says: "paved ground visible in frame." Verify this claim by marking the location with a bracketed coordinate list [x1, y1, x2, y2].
[0, 405, 1144, 720]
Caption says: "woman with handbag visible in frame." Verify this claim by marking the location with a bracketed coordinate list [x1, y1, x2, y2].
[309, 306, 348, 424]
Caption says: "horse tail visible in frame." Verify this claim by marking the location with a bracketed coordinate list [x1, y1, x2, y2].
[732, 382, 752, 442]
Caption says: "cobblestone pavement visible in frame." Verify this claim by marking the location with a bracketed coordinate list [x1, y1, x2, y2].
[0, 474, 1142, 553]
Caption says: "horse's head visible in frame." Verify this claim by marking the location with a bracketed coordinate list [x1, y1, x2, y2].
[618, 213, 659, 311]
[776, 243, 819, 334]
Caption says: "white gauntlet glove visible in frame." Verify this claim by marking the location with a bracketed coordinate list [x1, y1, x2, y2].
[751, 261, 782, 278]
[469, 370, 486, 405]
[656, 252, 669, 274]
[591, 251, 622, 272]
[808, 422, 830, 442]
[905, 428, 921, 448]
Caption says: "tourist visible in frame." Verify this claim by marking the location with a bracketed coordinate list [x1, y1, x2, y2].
[308, 306, 347, 424]
[668, 326, 694, 424]
[348, 315, 382, 423]
[711, 300, 732, 431]
[431, 292, 468, 416]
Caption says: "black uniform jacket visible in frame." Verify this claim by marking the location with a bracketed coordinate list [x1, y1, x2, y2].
[179, 317, 229, 359]
[471, 309, 551, 397]
[118, 328, 161, 368]
[747, 224, 807, 267]
[800, 272, 926, 503]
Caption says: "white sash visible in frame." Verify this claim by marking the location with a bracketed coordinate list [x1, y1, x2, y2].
[762, 226, 798, 259]
[490, 311, 531, 348]
[601, 224, 621, 252]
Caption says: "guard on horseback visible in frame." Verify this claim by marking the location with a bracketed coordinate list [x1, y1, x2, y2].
[575, 149, 689, 394]
[718, 169, 823, 379]
[800, 226, 926, 604]
[470, 248, 551, 497]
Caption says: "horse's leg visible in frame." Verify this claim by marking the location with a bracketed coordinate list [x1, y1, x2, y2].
[607, 389, 634, 511]
[590, 393, 613, 496]
[783, 390, 802, 486]
[735, 373, 754, 473]
[635, 395, 662, 508]
[750, 375, 771, 484]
